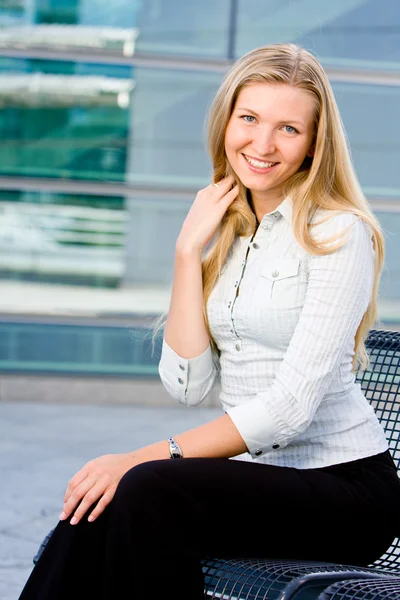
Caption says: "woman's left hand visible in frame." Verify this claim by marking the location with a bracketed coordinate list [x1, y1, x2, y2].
[59, 452, 136, 525]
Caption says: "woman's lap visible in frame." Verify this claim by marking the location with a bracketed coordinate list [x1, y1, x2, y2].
[18, 452, 400, 599]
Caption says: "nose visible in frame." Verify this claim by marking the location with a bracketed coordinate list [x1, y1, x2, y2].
[252, 126, 276, 156]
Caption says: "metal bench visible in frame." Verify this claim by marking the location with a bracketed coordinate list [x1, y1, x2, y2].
[33, 328, 400, 600]
[318, 577, 400, 600]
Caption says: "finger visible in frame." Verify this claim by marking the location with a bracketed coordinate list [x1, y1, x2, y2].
[64, 468, 89, 503]
[87, 487, 116, 523]
[69, 480, 109, 525]
[60, 477, 96, 521]
[220, 184, 239, 206]
[212, 174, 235, 188]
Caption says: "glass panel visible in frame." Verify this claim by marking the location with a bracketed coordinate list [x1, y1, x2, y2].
[0, 57, 133, 181]
[0, 0, 142, 56]
[0, 321, 162, 375]
[0, 190, 189, 288]
[236, 0, 400, 71]
[0, 189, 125, 287]
[375, 211, 400, 303]
[135, 0, 232, 58]
[0, 59, 220, 187]
[332, 82, 400, 195]
[126, 68, 220, 187]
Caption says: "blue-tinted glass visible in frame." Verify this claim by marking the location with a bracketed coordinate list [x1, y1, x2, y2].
[0, 0, 142, 53]
[127, 68, 220, 186]
[332, 82, 400, 194]
[0, 58, 132, 181]
[0, 322, 160, 376]
[0, 58, 221, 187]
[135, 0, 231, 58]
[236, 0, 400, 70]
[0, 190, 125, 287]
[375, 212, 400, 302]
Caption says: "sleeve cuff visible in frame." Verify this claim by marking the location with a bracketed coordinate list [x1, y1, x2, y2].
[226, 397, 284, 458]
[160, 339, 215, 390]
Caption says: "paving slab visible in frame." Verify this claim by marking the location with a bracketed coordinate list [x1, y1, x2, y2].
[0, 400, 222, 599]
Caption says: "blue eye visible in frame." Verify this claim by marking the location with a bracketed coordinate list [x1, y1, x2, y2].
[242, 115, 256, 123]
[283, 125, 298, 134]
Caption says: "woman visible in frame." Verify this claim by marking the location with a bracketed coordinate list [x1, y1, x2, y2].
[18, 43, 400, 600]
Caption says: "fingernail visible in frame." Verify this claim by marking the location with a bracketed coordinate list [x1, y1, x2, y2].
[59, 512, 66, 520]
[70, 516, 78, 525]
[88, 515, 94, 522]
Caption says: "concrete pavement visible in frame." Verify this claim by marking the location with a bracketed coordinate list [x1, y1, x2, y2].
[0, 400, 223, 600]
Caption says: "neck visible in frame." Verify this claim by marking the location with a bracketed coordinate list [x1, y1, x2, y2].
[250, 191, 285, 222]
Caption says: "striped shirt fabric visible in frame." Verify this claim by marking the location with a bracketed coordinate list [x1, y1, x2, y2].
[158, 197, 388, 469]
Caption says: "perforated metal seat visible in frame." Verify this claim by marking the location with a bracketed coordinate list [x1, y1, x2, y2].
[318, 577, 400, 600]
[33, 329, 400, 599]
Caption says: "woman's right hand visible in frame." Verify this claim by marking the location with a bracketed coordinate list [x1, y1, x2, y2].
[176, 175, 239, 253]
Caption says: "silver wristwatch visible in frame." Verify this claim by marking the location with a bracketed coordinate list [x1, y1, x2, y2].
[167, 436, 183, 459]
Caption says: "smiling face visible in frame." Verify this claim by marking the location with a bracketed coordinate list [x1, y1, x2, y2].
[224, 82, 317, 211]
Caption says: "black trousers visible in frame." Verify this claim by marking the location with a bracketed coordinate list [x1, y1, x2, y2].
[18, 450, 400, 600]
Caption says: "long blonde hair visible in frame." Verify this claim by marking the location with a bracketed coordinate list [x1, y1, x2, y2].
[203, 43, 384, 370]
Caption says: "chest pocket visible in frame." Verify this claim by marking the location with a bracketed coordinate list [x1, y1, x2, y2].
[258, 258, 306, 309]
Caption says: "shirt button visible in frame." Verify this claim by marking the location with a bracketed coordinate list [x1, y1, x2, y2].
[228, 302, 231, 308]
[178, 378, 184, 385]
[272, 443, 280, 450]
[230, 328, 234, 333]
[255, 449, 262, 456]
[272, 269, 279, 278]
[235, 344, 241, 351]
[252, 243, 259, 249]
[179, 364, 185, 371]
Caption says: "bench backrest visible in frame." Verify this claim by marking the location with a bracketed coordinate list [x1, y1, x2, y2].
[358, 329, 400, 569]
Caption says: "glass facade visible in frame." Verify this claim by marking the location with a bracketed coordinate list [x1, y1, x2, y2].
[0, 0, 399, 377]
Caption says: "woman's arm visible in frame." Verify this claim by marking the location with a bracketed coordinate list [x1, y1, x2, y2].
[164, 175, 237, 357]
[60, 177, 241, 525]
[60, 413, 247, 524]
[163, 246, 209, 358]
[158, 176, 237, 405]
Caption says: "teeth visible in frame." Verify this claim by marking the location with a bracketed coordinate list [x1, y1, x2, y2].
[244, 155, 276, 169]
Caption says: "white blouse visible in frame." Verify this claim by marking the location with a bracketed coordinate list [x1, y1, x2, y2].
[158, 197, 388, 469]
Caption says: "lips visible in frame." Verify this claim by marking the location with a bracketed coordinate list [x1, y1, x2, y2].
[243, 154, 278, 168]
[242, 153, 279, 173]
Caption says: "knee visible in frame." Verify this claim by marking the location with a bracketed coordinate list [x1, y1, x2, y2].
[114, 460, 165, 504]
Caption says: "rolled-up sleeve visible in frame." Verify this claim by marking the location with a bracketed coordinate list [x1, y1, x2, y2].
[227, 213, 375, 457]
[158, 339, 219, 406]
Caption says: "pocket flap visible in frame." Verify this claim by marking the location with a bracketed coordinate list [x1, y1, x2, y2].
[261, 258, 300, 281]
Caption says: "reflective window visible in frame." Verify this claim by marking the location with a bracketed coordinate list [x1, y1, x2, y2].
[135, 0, 232, 58]
[0, 190, 125, 287]
[127, 68, 220, 186]
[332, 82, 400, 194]
[0, 58, 133, 181]
[0, 59, 220, 186]
[0, 0, 142, 56]
[374, 211, 400, 303]
[236, 0, 400, 70]
[0, 190, 190, 287]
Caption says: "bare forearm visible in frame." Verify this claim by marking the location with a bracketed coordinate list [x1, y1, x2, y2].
[134, 413, 247, 461]
[164, 245, 210, 358]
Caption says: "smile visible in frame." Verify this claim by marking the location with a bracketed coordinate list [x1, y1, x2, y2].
[242, 154, 278, 171]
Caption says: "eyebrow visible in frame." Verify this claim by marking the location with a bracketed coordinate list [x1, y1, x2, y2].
[235, 107, 305, 126]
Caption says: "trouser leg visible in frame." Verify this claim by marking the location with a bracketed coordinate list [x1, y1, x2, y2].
[18, 455, 399, 600]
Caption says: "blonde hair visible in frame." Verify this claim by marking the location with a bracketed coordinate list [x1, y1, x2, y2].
[203, 43, 384, 370]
